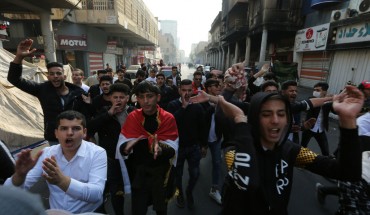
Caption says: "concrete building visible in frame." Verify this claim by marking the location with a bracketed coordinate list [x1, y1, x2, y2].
[206, 0, 303, 71]
[158, 32, 177, 64]
[160, 20, 179, 49]
[294, 0, 370, 94]
[1, 0, 159, 75]
[206, 12, 222, 69]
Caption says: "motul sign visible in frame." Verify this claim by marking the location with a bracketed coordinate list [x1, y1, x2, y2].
[58, 35, 87, 50]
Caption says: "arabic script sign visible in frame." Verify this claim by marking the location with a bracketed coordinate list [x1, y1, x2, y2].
[295, 23, 329, 52]
[336, 22, 370, 44]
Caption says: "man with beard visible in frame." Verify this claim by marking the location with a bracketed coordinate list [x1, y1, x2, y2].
[88, 83, 135, 215]
[281, 80, 330, 144]
[7, 39, 90, 145]
[167, 79, 207, 209]
[4, 110, 107, 213]
[90, 75, 113, 115]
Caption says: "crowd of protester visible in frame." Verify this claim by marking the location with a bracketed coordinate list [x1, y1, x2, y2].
[0, 39, 369, 215]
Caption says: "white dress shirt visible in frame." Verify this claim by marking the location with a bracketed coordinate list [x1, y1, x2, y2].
[81, 83, 90, 93]
[5, 140, 107, 213]
[311, 108, 324, 133]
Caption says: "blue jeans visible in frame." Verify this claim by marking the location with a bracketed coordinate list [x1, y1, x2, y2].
[175, 145, 201, 193]
[208, 140, 222, 188]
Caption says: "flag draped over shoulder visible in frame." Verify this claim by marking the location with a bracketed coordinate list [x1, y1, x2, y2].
[121, 105, 178, 151]
[115, 106, 179, 194]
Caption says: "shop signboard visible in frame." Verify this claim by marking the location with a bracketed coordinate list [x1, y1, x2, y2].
[295, 23, 329, 52]
[58, 35, 87, 50]
[335, 22, 370, 44]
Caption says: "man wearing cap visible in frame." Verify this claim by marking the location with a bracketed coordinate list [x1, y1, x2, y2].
[359, 80, 370, 112]
[7, 39, 90, 145]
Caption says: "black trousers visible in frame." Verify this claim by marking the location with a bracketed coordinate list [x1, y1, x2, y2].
[301, 130, 329, 156]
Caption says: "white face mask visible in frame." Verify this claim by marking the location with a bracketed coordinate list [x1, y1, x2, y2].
[313, 91, 321, 98]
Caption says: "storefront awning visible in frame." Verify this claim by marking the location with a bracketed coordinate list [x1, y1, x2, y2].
[0, 0, 81, 13]
[310, 0, 342, 10]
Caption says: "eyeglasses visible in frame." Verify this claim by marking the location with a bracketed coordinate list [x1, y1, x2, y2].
[210, 84, 220, 87]
[194, 78, 202, 81]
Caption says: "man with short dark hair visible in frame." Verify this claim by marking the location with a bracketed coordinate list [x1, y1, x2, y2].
[117, 81, 179, 215]
[88, 69, 109, 99]
[91, 75, 113, 115]
[167, 79, 207, 209]
[301, 82, 332, 156]
[4, 110, 107, 213]
[88, 83, 134, 215]
[106, 67, 118, 82]
[192, 71, 204, 96]
[7, 39, 90, 145]
[281, 80, 331, 144]
[156, 73, 178, 110]
[115, 68, 133, 90]
[203, 78, 223, 204]
[146, 68, 157, 84]
[261, 80, 279, 93]
[170, 66, 181, 87]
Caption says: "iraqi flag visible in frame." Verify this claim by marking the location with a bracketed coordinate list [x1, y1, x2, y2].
[115, 106, 179, 193]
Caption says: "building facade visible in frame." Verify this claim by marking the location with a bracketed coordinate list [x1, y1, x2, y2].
[294, 0, 370, 93]
[1, 0, 159, 76]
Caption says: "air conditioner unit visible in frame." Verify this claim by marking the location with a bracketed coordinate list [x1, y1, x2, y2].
[350, 0, 370, 15]
[330, 9, 349, 22]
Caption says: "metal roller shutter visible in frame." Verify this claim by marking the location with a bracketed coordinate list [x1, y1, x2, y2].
[88, 52, 103, 73]
[328, 49, 370, 95]
[299, 52, 331, 88]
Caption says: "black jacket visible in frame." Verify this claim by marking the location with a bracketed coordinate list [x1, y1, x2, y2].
[87, 105, 135, 158]
[158, 85, 179, 110]
[88, 84, 101, 100]
[167, 99, 207, 148]
[215, 89, 249, 148]
[222, 92, 362, 215]
[7, 62, 90, 141]
[305, 101, 333, 131]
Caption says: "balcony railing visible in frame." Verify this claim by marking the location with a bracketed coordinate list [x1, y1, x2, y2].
[81, 0, 114, 10]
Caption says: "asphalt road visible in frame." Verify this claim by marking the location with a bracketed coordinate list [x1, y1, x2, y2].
[32, 65, 342, 214]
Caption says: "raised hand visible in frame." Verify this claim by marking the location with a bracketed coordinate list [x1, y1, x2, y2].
[123, 135, 145, 155]
[14, 39, 37, 62]
[81, 93, 91, 104]
[42, 156, 63, 184]
[108, 100, 124, 116]
[303, 118, 317, 130]
[12, 149, 43, 186]
[189, 90, 210, 104]
[333, 85, 364, 128]
[42, 156, 70, 191]
[15, 149, 43, 176]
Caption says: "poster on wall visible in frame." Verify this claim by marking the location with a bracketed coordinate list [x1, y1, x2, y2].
[295, 23, 330, 52]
